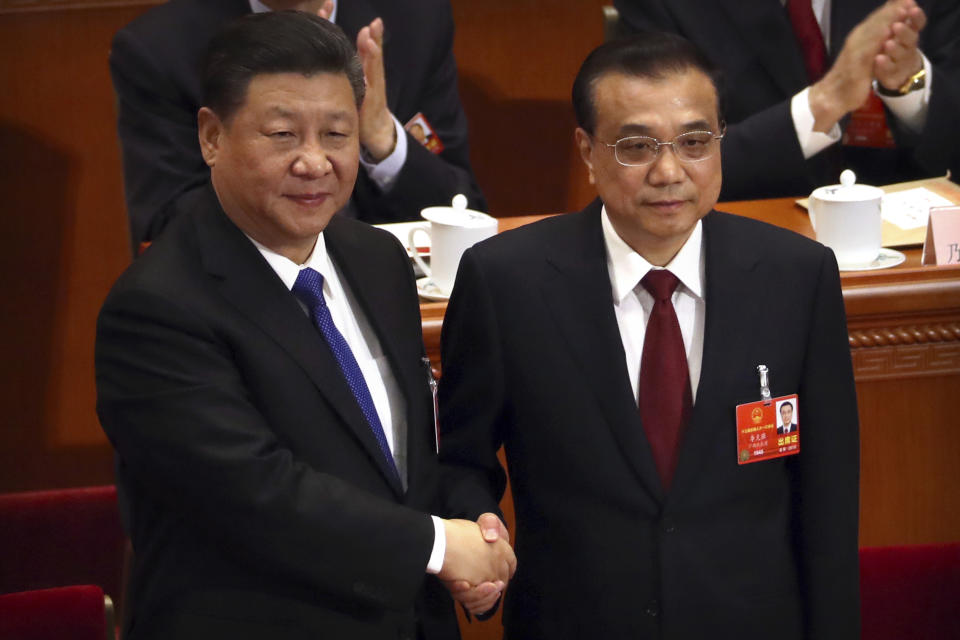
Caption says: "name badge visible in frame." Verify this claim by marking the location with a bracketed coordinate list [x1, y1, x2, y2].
[735, 394, 800, 465]
[404, 112, 445, 154]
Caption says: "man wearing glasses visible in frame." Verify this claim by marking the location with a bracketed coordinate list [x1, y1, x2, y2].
[438, 33, 859, 639]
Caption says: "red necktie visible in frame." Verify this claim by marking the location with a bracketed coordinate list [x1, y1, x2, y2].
[639, 270, 692, 490]
[787, 0, 828, 83]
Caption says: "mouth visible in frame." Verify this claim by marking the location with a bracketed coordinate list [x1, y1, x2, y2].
[284, 192, 331, 206]
[646, 199, 688, 213]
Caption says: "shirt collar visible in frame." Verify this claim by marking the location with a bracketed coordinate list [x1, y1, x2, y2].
[601, 205, 705, 304]
[247, 233, 335, 299]
[248, 0, 338, 22]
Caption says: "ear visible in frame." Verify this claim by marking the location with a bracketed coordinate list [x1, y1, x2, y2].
[197, 107, 224, 168]
[574, 127, 596, 186]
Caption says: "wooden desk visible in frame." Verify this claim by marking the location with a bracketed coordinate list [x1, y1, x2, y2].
[420, 198, 960, 548]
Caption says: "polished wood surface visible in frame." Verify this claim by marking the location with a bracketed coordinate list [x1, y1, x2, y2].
[421, 198, 960, 552]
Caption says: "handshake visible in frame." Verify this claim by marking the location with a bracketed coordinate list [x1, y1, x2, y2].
[438, 513, 516, 615]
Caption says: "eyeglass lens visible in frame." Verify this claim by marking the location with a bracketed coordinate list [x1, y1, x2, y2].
[615, 131, 719, 165]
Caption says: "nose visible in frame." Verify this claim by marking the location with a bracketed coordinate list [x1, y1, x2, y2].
[646, 143, 685, 186]
[291, 144, 333, 178]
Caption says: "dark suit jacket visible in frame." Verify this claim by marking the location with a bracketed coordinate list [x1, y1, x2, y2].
[110, 0, 484, 251]
[95, 184, 459, 640]
[438, 201, 860, 639]
[778, 423, 799, 435]
[613, 0, 960, 199]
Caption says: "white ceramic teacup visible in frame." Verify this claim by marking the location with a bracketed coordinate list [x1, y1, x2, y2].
[808, 170, 884, 268]
[407, 195, 497, 295]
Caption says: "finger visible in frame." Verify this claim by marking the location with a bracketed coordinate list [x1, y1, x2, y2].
[356, 26, 372, 57]
[455, 581, 501, 612]
[369, 17, 384, 46]
[874, 53, 901, 85]
[875, 53, 895, 77]
[882, 31, 922, 74]
[468, 592, 502, 615]
[889, 21, 920, 49]
[881, 37, 911, 65]
[316, 0, 334, 20]
[904, 6, 927, 32]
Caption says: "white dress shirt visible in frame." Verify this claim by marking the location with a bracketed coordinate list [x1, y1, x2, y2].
[601, 208, 706, 403]
[248, 233, 446, 573]
[782, 0, 932, 158]
[248, 0, 409, 190]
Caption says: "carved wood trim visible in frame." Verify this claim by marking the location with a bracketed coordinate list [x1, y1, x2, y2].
[852, 342, 960, 381]
[849, 323, 960, 348]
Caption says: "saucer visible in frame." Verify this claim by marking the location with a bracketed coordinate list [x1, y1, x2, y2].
[417, 277, 450, 301]
[838, 248, 906, 271]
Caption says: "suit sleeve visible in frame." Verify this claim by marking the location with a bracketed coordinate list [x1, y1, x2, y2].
[794, 247, 860, 638]
[353, 1, 486, 221]
[95, 286, 434, 611]
[110, 28, 209, 252]
[906, 0, 960, 180]
[437, 247, 507, 521]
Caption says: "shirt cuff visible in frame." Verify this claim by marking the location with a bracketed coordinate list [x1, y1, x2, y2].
[359, 114, 408, 192]
[791, 87, 841, 159]
[426, 515, 446, 574]
[874, 52, 931, 134]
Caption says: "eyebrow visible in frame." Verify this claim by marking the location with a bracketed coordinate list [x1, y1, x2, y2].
[262, 107, 355, 123]
[264, 106, 296, 119]
[617, 119, 717, 137]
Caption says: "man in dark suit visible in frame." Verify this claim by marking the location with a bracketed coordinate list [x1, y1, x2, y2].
[438, 34, 860, 638]
[613, 0, 960, 200]
[96, 12, 512, 638]
[111, 0, 484, 252]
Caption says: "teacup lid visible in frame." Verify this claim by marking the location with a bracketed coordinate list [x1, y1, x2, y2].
[811, 170, 884, 202]
[421, 194, 495, 227]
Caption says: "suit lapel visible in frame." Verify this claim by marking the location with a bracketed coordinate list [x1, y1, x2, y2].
[539, 202, 666, 503]
[668, 211, 761, 504]
[193, 188, 404, 496]
[324, 217, 425, 496]
[716, 0, 809, 93]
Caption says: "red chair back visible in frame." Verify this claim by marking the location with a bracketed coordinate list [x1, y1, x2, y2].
[0, 585, 107, 640]
[860, 542, 960, 640]
[0, 486, 125, 613]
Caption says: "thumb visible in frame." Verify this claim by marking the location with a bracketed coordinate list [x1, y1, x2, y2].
[477, 512, 508, 543]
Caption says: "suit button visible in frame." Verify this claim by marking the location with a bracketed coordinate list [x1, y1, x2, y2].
[645, 599, 659, 617]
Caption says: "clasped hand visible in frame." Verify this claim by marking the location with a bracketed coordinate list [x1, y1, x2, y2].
[439, 513, 516, 615]
[810, 0, 927, 132]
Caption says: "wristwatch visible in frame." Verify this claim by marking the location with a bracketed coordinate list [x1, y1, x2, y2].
[875, 67, 926, 97]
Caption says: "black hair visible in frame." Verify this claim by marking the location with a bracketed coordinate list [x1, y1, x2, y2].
[202, 10, 365, 122]
[572, 31, 723, 134]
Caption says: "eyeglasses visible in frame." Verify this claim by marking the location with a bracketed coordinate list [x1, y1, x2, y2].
[602, 128, 725, 166]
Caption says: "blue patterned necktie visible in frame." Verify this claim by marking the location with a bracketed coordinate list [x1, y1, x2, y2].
[292, 267, 399, 480]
